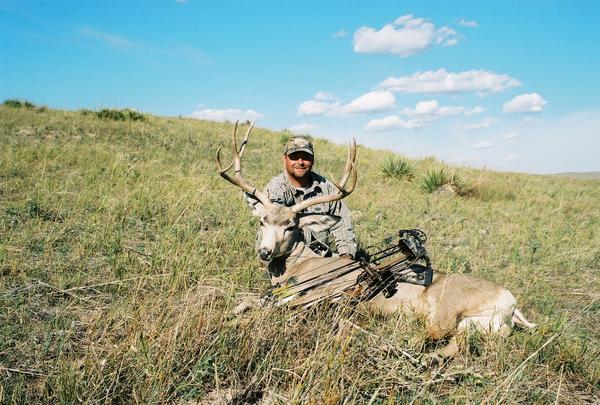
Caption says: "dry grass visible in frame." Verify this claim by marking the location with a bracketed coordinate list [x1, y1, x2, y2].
[1, 104, 599, 403]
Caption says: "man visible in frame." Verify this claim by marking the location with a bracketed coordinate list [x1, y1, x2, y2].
[255, 136, 357, 259]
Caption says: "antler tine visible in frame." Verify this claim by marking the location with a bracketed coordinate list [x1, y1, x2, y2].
[231, 121, 241, 175]
[216, 146, 234, 174]
[335, 138, 356, 188]
[216, 121, 272, 207]
[331, 161, 357, 195]
[237, 121, 255, 160]
[291, 139, 358, 214]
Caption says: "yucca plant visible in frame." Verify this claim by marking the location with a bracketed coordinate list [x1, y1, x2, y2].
[380, 156, 415, 180]
[420, 168, 471, 195]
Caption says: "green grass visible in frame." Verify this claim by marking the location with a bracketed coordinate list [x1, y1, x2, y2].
[420, 168, 473, 196]
[1, 105, 599, 403]
[380, 155, 415, 180]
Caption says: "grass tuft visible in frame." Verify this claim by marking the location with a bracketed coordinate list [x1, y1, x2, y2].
[420, 168, 474, 195]
[380, 155, 415, 180]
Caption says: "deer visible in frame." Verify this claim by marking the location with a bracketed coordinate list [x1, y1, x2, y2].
[216, 122, 536, 361]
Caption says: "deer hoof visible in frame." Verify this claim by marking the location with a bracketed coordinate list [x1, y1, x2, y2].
[422, 352, 444, 367]
[231, 299, 256, 315]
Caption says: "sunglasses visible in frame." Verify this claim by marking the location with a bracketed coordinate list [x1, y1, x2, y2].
[287, 152, 314, 161]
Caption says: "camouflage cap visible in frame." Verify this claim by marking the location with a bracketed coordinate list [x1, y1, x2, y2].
[284, 137, 314, 156]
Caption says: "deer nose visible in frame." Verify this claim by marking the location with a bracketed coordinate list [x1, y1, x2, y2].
[258, 248, 273, 261]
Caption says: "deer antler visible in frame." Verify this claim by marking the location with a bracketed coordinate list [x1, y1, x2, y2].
[216, 121, 273, 208]
[290, 138, 357, 214]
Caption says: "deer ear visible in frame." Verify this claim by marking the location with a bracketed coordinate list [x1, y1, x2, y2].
[244, 193, 268, 218]
[298, 214, 341, 232]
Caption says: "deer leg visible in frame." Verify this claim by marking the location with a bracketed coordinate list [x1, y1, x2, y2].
[426, 314, 458, 340]
[436, 335, 460, 358]
[424, 315, 460, 366]
[424, 335, 461, 366]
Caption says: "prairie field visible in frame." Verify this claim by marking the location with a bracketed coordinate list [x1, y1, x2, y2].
[1, 104, 599, 403]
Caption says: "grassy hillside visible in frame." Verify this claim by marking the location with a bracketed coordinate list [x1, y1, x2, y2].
[1, 104, 599, 403]
[553, 172, 600, 180]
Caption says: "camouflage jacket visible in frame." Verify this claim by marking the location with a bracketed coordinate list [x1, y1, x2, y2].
[257, 171, 357, 257]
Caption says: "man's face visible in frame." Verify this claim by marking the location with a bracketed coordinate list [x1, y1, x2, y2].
[284, 151, 314, 179]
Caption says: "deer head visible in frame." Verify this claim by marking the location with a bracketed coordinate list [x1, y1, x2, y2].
[216, 121, 357, 265]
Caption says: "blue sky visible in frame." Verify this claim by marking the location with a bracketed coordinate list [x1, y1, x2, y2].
[2, 0, 599, 174]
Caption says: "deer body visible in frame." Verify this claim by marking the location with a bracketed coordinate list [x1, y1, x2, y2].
[217, 122, 535, 360]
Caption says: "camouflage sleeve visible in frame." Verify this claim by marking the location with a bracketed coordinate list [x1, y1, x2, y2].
[264, 174, 294, 205]
[244, 174, 292, 209]
[325, 182, 357, 257]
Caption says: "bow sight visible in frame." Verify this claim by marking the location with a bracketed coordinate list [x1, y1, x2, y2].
[357, 229, 433, 300]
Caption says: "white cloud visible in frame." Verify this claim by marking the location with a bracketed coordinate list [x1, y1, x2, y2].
[289, 123, 317, 134]
[510, 110, 600, 173]
[436, 106, 466, 116]
[503, 93, 547, 113]
[80, 26, 212, 66]
[333, 29, 347, 38]
[401, 100, 484, 117]
[449, 156, 483, 164]
[80, 27, 135, 51]
[297, 99, 340, 116]
[189, 108, 264, 122]
[359, 109, 599, 174]
[402, 100, 439, 115]
[465, 106, 485, 116]
[377, 69, 521, 95]
[462, 117, 498, 131]
[166, 44, 212, 65]
[458, 18, 479, 27]
[353, 14, 459, 57]
[339, 91, 395, 114]
[314, 91, 339, 101]
[474, 141, 493, 149]
[504, 133, 518, 140]
[364, 115, 432, 131]
[298, 91, 395, 116]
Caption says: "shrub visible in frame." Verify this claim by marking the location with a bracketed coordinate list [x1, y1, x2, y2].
[96, 108, 126, 121]
[3, 99, 36, 109]
[420, 168, 472, 195]
[380, 156, 415, 180]
[125, 109, 146, 121]
[95, 108, 146, 122]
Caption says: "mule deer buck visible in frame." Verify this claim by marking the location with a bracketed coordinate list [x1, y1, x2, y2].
[216, 122, 536, 360]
